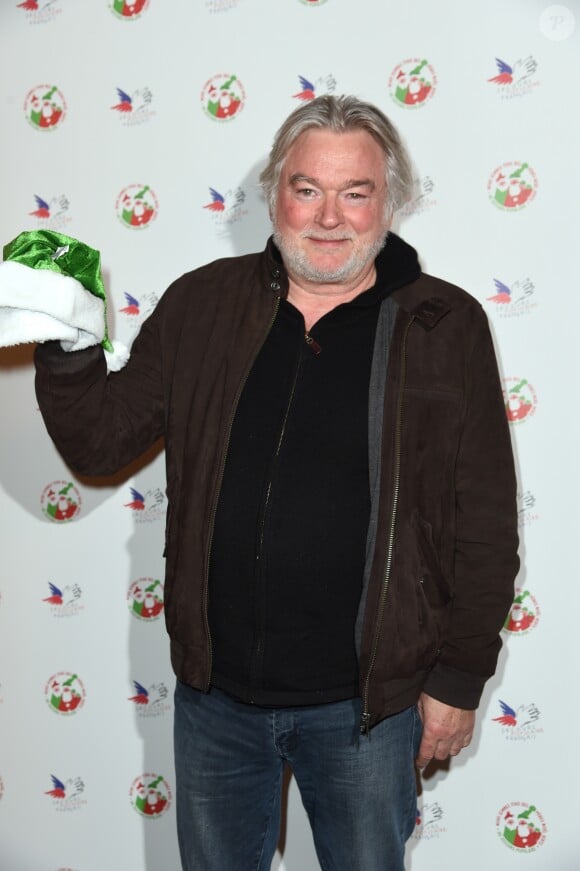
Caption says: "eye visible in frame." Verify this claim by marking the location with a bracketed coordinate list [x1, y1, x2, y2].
[296, 187, 317, 198]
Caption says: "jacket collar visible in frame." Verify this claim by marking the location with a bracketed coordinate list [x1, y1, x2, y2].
[262, 232, 450, 328]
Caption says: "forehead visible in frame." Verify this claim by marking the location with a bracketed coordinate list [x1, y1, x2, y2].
[282, 128, 386, 185]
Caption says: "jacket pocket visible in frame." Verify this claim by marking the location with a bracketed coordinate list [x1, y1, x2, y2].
[415, 513, 451, 607]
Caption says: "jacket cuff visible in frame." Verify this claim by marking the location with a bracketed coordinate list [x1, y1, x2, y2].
[422, 662, 487, 710]
[35, 340, 103, 374]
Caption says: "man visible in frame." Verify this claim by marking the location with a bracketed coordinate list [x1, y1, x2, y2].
[34, 95, 519, 870]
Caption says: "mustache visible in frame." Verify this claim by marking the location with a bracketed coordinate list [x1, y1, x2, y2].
[298, 229, 356, 241]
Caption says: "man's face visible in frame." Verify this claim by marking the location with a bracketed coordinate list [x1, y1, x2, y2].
[273, 128, 390, 286]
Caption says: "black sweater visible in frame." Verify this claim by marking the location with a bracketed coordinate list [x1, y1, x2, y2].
[209, 262, 400, 706]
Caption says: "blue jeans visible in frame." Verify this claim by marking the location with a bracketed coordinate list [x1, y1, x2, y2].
[174, 682, 421, 871]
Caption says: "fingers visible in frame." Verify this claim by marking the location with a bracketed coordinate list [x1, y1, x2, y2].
[416, 734, 473, 768]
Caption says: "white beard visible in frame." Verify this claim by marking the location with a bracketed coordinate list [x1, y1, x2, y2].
[273, 227, 387, 285]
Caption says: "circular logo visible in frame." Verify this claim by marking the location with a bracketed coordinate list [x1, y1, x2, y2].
[201, 74, 245, 121]
[45, 672, 86, 715]
[496, 802, 547, 851]
[502, 377, 537, 424]
[116, 184, 158, 229]
[127, 578, 164, 621]
[488, 162, 538, 210]
[539, 5, 575, 40]
[388, 59, 437, 108]
[129, 773, 171, 818]
[40, 481, 81, 523]
[299, 0, 328, 4]
[503, 588, 540, 635]
[109, 0, 150, 19]
[24, 85, 66, 131]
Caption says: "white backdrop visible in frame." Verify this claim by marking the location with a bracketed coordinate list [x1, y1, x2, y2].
[0, 1, 577, 869]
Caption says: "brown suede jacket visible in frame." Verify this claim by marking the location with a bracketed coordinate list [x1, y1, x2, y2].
[35, 235, 519, 731]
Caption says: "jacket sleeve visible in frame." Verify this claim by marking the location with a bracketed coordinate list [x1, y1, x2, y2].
[34, 297, 168, 477]
[423, 307, 520, 709]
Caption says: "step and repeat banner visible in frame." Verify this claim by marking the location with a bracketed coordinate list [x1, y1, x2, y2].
[0, 1, 577, 869]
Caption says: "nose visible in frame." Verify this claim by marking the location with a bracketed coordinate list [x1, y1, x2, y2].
[315, 193, 343, 228]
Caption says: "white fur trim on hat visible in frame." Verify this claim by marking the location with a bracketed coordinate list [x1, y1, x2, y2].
[0, 259, 105, 352]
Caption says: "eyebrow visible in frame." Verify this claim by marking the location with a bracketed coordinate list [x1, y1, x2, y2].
[289, 173, 376, 191]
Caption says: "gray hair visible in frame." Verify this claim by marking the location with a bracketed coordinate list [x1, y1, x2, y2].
[259, 94, 414, 218]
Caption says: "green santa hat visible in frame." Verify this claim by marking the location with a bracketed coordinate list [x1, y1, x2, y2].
[0, 229, 129, 371]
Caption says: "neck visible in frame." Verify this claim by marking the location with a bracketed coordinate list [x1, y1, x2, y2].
[286, 263, 377, 331]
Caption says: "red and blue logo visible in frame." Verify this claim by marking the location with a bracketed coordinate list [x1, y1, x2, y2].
[518, 489, 539, 528]
[29, 194, 71, 229]
[486, 277, 536, 317]
[413, 801, 446, 840]
[488, 56, 540, 98]
[124, 485, 166, 521]
[492, 700, 543, 740]
[111, 86, 155, 124]
[43, 582, 83, 617]
[129, 680, 171, 717]
[292, 74, 336, 102]
[17, 0, 63, 23]
[45, 774, 86, 811]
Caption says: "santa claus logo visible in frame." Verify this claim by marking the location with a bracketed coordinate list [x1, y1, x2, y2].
[127, 578, 164, 621]
[116, 185, 158, 229]
[44, 673, 86, 715]
[488, 162, 538, 210]
[24, 85, 66, 131]
[201, 74, 245, 122]
[503, 588, 540, 636]
[40, 481, 81, 523]
[129, 773, 172, 818]
[388, 59, 437, 109]
[109, 0, 150, 19]
[502, 377, 537, 424]
[496, 802, 547, 852]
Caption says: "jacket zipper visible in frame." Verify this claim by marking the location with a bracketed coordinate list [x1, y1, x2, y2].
[201, 295, 281, 691]
[250, 339, 305, 700]
[360, 314, 415, 735]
